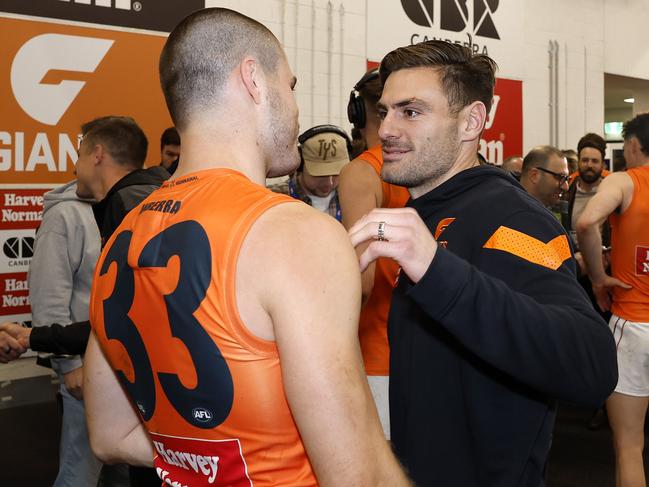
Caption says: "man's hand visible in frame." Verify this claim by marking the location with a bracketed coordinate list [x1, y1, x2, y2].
[349, 208, 437, 284]
[591, 274, 632, 312]
[0, 322, 31, 349]
[64, 366, 84, 400]
[0, 331, 26, 363]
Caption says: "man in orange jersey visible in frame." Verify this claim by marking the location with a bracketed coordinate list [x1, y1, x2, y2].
[577, 112, 649, 487]
[339, 68, 409, 438]
[83, 8, 410, 487]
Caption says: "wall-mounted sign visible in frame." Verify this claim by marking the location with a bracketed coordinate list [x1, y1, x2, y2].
[0, 16, 172, 185]
[368, 1, 525, 80]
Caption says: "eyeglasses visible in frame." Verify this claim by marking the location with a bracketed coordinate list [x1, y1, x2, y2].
[534, 166, 570, 185]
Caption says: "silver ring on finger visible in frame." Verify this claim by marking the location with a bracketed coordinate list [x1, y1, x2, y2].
[377, 221, 387, 241]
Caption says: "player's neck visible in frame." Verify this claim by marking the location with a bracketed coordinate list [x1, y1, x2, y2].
[172, 134, 266, 185]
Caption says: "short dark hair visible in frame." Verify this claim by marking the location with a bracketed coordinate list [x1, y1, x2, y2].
[160, 127, 180, 150]
[577, 133, 606, 161]
[359, 74, 382, 115]
[379, 40, 497, 114]
[522, 145, 565, 176]
[81, 116, 148, 169]
[160, 8, 282, 131]
[623, 113, 649, 156]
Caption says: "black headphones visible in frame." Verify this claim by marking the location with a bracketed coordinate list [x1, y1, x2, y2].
[298, 124, 353, 154]
[347, 68, 380, 129]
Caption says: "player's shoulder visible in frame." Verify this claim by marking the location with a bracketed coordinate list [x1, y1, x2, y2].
[265, 201, 347, 237]
[252, 202, 353, 262]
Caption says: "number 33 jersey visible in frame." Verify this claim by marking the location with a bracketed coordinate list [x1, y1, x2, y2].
[90, 168, 317, 487]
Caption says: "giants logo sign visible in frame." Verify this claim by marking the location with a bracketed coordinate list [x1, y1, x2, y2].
[11, 34, 114, 126]
[0, 16, 172, 184]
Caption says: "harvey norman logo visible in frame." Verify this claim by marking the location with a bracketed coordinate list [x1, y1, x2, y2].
[402, 0, 500, 39]
[11, 34, 113, 126]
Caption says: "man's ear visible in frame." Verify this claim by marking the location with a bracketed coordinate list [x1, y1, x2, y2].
[92, 144, 105, 166]
[240, 57, 263, 105]
[458, 101, 487, 142]
[529, 167, 541, 185]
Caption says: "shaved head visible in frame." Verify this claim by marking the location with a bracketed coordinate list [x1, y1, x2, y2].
[160, 8, 282, 130]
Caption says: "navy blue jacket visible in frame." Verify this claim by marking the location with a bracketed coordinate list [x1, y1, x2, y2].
[388, 165, 617, 487]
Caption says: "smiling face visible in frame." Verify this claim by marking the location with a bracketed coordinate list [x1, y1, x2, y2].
[377, 67, 461, 195]
[535, 154, 569, 207]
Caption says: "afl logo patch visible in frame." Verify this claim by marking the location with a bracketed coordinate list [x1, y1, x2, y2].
[192, 407, 213, 423]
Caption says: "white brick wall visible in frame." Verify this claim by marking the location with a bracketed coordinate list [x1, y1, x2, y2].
[206, 0, 366, 132]
[191, 1, 649, 153]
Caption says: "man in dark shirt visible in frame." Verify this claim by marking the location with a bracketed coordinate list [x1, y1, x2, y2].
[349, 40, 617, 487]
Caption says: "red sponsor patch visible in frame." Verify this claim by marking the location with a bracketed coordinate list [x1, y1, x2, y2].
[150, 432, 251, 487]
[0, 271, 30, 315]
[635, 246, 649, 276]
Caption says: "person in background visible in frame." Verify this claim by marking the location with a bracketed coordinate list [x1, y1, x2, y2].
[563, 148, 579, 175]
[270, 124, 351, 221]
[519, 145, 570, 209]
[578, 113, 649, 487]
[28, 180, 126, 487]
[501, 155, 523, 180]
[159, 127, 180, 175]
[561, 133, 609, 251]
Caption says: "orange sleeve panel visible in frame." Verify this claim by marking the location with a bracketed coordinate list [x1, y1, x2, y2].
[483, 226, 571, 271]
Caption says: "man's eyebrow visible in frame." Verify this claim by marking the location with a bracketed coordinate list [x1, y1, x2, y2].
[376, 98, 432, 111]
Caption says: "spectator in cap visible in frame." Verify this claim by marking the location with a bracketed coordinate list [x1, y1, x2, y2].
[269, 124, 352, 221]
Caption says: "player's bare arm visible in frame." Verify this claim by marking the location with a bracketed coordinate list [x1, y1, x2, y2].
[237, 202, 411, 486]
[84, 332, 154, 466]
[339, 158, 384, 303]
[577, 172, 633, 310]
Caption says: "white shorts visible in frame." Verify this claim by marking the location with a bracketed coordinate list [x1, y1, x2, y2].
[367, 375, 390, 439]
[610, 314, 649, 397]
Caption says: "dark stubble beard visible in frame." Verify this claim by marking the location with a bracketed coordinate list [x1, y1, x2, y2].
[382, 126, 461, 196]
[579, 168, 602, 184]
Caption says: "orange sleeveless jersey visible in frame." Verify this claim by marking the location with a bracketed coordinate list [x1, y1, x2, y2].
[89, 169, 316, 487]
[609, 166, 649, 322]
[357, 146, 410, 375]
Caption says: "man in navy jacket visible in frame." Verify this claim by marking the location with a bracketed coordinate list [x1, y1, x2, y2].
[349, 40, 617, 487]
